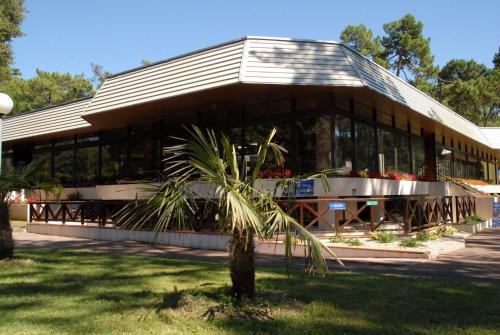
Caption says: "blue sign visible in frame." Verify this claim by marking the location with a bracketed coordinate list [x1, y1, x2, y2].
[494, 203, 500, 228]
[295, 179, 314, 196]
[328, 201, 346, 211]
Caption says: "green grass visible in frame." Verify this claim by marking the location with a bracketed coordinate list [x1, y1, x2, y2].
[0, 248, 498, 335]
[10, 220, 27, 231]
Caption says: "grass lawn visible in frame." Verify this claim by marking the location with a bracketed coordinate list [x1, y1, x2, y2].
[0, 248, 498, 335]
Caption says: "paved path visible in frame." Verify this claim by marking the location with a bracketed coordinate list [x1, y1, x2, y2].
[13, 229, 500, 284]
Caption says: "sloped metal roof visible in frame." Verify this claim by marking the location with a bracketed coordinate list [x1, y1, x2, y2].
[2, 97, 92, 142]
[3, 36, 499, 150]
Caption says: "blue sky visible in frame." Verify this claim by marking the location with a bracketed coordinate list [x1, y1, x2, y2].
[13, 0, 500, 79]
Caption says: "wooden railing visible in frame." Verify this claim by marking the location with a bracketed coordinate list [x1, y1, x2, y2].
[29, 195, 477, 234]
[29, 201, 126, 227]
[285, 195, 473, 234]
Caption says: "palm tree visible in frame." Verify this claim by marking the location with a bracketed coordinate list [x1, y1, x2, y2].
[0, 159, 61, 259]
[117, 126, 342, 299]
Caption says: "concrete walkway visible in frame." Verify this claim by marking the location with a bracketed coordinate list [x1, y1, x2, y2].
[13, 229, 500, 284]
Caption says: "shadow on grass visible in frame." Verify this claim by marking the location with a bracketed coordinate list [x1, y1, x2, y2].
[0, 248, 498, 335]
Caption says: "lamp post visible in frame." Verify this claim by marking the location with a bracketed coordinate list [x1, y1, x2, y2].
[0, 93, 14, 173]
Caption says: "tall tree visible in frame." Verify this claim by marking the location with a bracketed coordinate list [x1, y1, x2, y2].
[0, 69, 94, 114]
[90, 63, 112, 88]
[0, 0, 25, 82]
[440, 59, 489, 82]
[340, 25, 387, 67]
[493, 46, 500, 69]
[380, 14, 437, 80]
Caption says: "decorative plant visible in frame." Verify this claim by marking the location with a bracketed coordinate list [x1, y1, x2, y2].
[116, 126, 342, 299]
[370, 231, 396, 243]
[0, 158, 62, 260]
[258, 167, 293, 179]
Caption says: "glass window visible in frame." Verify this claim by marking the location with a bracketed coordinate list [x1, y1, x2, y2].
[436, 144, 453, 178]
[130, 140, 159, 180]
[396, 134, 411, 173]
[378, 128, 395, 173]
[333, 115, 352, 169]
[412, 137, 425, 176]
[54, 149, 74, 185]
[245, 121, 291, 178]
[354, 121, 376, 171]
[454, 151, 467, 179]
[221, 126, 243, 167]
[33, 150, 52, 178]
[76, 146, 98, 186]
[297, 114, 332, 174]
[101, 143, 127, 184]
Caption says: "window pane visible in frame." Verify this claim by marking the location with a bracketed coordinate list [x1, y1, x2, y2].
[436, 144, 452, 178]
[101, 143, 127, 183]
[54, 149, 74, 185]
[378, 129, 395, 173]
[333, 115, 352, 169]
[297, 114, 332, 174]
[76, 146, 98, 186]
[412, 137, 425, 176]
[245, 122, 291, 178]
[33, 151, 52, 178]
[354, 122, 376, 171]
[130, 140, 159, 180]
[396, 134, 411, 173]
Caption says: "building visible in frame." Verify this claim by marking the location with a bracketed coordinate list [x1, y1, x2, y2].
[3, 37, 499, 233]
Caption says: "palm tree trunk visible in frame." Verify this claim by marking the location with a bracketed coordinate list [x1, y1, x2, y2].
[228, 230, 255, 299]
[0, 202, 14, 260]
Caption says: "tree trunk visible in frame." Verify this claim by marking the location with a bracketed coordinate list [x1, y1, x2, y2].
[0, 202, 14, 260]
[228, 230, 255, 299]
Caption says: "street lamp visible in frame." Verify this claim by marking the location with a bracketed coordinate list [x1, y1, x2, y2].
[0, 93, 14, 173]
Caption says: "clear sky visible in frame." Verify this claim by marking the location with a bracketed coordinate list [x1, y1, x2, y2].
[12, 0, 500, 79]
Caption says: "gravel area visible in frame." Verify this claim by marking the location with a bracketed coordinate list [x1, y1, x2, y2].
[325, 231, 471, 258]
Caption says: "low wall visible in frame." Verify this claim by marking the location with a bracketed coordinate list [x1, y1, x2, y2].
[30, 179, 474, 202]
[27, 223, 230, 251]
[454, 220, 493, 234]
[9, 204, 29, 221]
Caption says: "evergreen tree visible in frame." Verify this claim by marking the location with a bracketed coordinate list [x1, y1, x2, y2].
[0, 0, 25, 82]
[380, 14, 437, 80]
[340, 25, 387, 67]
[0, 69, 94, 114]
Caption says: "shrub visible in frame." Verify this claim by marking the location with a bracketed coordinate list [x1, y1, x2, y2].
[416, 231, 439, 241]
[437, 226, 457, 236]
[329, 235, 363, 246]
[416, 226, 457, 241]
[460, 215, 484, 224]
[370, 231, 396, 243]
[399, 239, 422, 248]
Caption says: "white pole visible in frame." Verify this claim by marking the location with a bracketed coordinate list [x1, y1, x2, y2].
[0, 93, 14, 174]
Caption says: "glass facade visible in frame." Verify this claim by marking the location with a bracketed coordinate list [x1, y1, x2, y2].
[5, 93, 498, 186]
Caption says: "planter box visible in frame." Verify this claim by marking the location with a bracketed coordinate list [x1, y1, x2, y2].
[454, 220, 492, 234]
